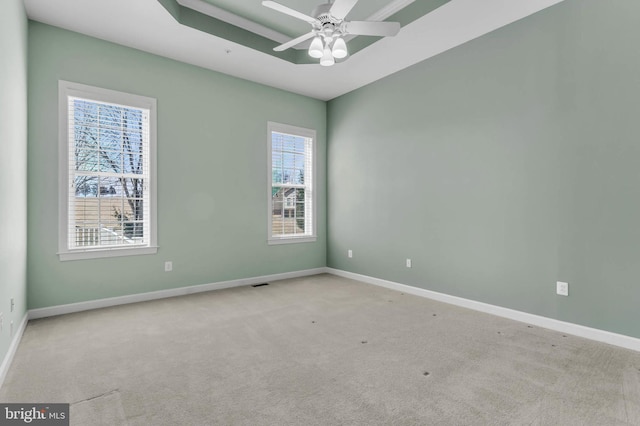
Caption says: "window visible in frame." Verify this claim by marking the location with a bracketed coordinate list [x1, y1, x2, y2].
[58, 81, 157, 260]
[268, 122, 316, 244]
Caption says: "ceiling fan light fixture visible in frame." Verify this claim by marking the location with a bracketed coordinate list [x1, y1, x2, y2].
[264, 0, 401, 66]
[320, 46, 335, 66]
[332, 37, 348, 59]
[308, 36, 324, 58]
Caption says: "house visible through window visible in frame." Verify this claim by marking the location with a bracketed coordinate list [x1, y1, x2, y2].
[268, 122, 316, 244]
[58, 81, 157, 260]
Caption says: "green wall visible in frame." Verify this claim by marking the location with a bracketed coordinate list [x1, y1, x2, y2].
[327, 0, 640, 339]
[0, 0, 28, 359]
[27, 22, 326, 309]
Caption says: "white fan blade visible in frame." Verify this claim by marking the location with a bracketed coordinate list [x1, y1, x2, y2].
[345, 21, 401, 37]
[262, 1, 318, 24]
[274, 31, 316, 51]
[330, 0, 358, 20]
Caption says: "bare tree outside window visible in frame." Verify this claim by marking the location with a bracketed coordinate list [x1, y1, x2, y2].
[72, 99, 147, 246]
[58, 81, 156, 260]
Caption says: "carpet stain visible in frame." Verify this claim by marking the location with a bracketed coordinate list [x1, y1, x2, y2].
[361, 340, 368, 344]
[423, 372, 430, 376]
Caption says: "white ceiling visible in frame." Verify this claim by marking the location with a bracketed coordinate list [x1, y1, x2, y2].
[24, 0, 565, 101]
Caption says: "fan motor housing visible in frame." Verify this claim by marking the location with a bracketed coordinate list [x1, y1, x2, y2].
[312, 3, 340, 25]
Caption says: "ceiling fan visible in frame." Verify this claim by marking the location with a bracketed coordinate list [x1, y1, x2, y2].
[262, 0, 401, 66]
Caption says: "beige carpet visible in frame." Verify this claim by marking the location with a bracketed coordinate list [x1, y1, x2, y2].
[2, 274, 640, 425]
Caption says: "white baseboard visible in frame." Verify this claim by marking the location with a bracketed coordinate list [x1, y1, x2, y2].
[326, 268, 640, 353]
[29, 267, 326, 320]
[0, 313, 29, 390]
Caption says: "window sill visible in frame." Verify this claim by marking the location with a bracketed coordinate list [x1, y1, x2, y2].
[58, 246, 158, 261]
[268, 236, 317, 245]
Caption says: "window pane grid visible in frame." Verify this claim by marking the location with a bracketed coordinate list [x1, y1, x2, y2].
[68, 95, 150, 250]
[270, 128, 313, 240]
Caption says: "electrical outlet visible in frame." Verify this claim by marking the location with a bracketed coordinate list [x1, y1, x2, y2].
[164, 261, 173, 272]
[10, 298, 14, 312]
[348, 250, 353, 258]
[406, 259, 412, 268]
[556, 281, 569, 296]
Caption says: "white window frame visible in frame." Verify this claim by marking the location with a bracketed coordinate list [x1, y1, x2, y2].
[58, 80, 158, 261]
[267, 122, 317, 245]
